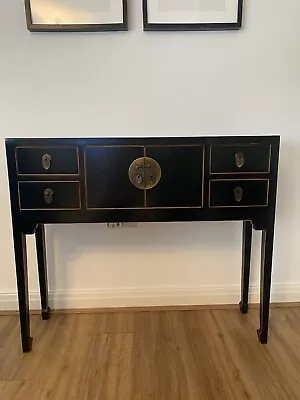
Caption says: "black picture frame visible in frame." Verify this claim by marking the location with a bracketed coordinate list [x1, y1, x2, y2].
[143, 0, 243, 31]
[24, 0, 128, 32]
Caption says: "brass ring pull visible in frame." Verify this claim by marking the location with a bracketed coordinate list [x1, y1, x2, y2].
[234, 186, 243, 202]
[235, 152, 245, 168]
[128, 157, 161, 190]
[42, 154, 51, 170]
[44, 188, 54, 204]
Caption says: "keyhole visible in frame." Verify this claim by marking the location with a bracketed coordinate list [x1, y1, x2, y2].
[136, 174, 143, 185]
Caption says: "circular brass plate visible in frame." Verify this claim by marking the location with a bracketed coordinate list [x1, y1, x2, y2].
[128, 157, 161, 190]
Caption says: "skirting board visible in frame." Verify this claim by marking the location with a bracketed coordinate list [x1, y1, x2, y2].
[0, 284, 300, 311]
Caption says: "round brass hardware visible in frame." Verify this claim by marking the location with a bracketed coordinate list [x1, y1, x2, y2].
[235, 152, 245, 168]
[44, 188, 54, 204]
[42, 154, 51, 170]
[128, 157, 161, 190]
[234, 186, 243, 202]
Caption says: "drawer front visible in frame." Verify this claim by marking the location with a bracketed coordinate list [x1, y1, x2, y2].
[18, 182, 81, 210]
[146, 145, 204, 208]
[209, 180, 269, 208]
[210, 145, 271, 174]
[16, 147, 79, 175]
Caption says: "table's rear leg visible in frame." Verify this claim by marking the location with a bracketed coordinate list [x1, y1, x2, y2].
[35, 224, 51, 320]
[239, 221, 252, 314]
[13, 226, 32, 352]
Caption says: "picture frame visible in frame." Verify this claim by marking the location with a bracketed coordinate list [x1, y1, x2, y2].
[143, 0, 243, 31]
[24, 0, 128, 32]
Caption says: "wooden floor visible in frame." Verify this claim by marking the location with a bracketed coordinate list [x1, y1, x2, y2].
[0, 308, 300, 400]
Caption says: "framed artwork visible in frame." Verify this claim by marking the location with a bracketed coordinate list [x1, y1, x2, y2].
[24, 0, 128, 32]
[143, 0, 243, 31]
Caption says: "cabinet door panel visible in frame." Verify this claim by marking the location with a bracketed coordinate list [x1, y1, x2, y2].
[85, 146, 144, 209]
[146, 146, 203, 208]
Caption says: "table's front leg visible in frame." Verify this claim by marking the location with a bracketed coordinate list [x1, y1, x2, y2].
[13, 226, 32, 352]
[35, 224, 51, 320]
[257, 219, 275, 344]
[239, 221, 253, 314]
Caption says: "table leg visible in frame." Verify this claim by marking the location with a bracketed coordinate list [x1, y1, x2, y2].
[257, 221, 275, 344]
[13, 226, 32, 352]
[239, 221, 252, 314]
[35, 224, 51, 320]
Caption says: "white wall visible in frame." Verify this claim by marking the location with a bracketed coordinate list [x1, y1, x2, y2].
[1, 0, 300, 310]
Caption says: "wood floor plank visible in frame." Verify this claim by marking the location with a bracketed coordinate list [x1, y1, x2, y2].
[0, 316, 18, 348]
[0, 381, 26, 400]
[82, 333, 142, 400]
[292, 307, 300, 319]
[96, 312, 136, 334]
[141, 311, 182, 400]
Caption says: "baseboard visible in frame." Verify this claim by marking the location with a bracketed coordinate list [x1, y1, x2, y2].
[0, 284, 300, 311]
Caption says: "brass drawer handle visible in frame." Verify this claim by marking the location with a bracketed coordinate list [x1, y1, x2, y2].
[44, 188, 54, 204]
[234, 186, 243, 202]
[42, 154, 51, 170]
[235, 152, 244, 168]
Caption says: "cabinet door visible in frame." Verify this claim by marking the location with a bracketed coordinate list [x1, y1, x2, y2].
[146, 145, 204, 208]
[85, 146, 144, 209]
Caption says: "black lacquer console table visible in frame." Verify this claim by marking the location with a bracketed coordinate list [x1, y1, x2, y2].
[5, 136, 280, 352]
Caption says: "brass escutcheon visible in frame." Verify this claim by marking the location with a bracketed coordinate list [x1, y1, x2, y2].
[128, 157, 161, 190]
[42, 153, 51, 170]
[44, 188, 54, 204]
[234, 186, 243, 202]
[235, 152, 245, 168]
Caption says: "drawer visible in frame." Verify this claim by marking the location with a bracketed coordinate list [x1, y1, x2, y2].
[210, 145, 271, 174]
[18, 181, 81, 210]
[209, 179, 269, 208]
[16, 147, 79, 175]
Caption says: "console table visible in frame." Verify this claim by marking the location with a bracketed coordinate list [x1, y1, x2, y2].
[5, 136, 280, 352]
